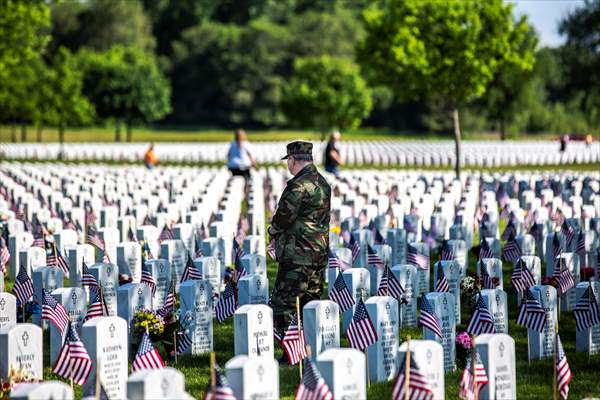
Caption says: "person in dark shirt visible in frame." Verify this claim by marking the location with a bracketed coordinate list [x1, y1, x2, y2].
[324, 130, 344, 176]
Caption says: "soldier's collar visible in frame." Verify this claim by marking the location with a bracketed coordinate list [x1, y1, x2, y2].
[293, 163, 316, 179]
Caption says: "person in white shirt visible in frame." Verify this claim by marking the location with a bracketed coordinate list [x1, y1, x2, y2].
[227, 128, 257, 180]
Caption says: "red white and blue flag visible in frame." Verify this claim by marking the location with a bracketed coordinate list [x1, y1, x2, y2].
[52, 322, 93, 385]
[573, 286, 600, 332]
[329, 272, 355, 312]
[459, 351, 489, 400]
[434, 263, 449, 293]
[215, 281, 237, 322]
[41, 288, 70, 333]
[13, 264, 34, 304]
[132, 331, 165, 372]
[555, 334, 571, 400]
[278, 313, 308, 365]
[392, 353, 434, 400]
[516, 289, 547, 333]
[419, 296, 443, 339]
[347, 298, 377, 350]
[295, 357, 333, 400]
[466, 295, 496, 335]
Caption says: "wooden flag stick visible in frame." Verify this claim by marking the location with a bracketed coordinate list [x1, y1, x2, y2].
[553, 325, 558, 400]
[173, 331, 178, 364]
[472, 335, 478, 400]
[404, 336, 411, 400]
[523, 291, 530, 365]
[296, 296, 303, 380]
[210, 352, 217, 398]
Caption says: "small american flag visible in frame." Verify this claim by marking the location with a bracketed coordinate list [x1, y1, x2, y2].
[573, 286, 600, 332]
[502, 233, 522, 262]
[46, 242, 69, 275]
[215, 281, 237, 322]
[501, 220, 516, 241]
[232, 238, 244, 263]
[86, 225, 105, 251]
[132, 331, 165, 372]
[575, 230, 586, 253]
[52, 322, 93, 385]
[84, 288, 107, 321]
[347, 298, 377, 350]
[328, 250, 340, 269]
[392, 353, 434, 400]
[141, 263, 157, 295]
[378, 265, 405, 299]
[329, 272, 355, 312]
[479, 239, 494, 260]
[516, 289, 546, 333]
[555, 334, 571, 400]
[552, 259, 575, 294]
[13, 264, 34, 304]
[479, 262, 495, 290]
[143, 241, 154, 261]
[419, 296, 443, 339]
[552, 234, 562, 260]
[279, 314, 308, 365]
[561, 222, 575, 249]
[160, 280, 176, 313]
[511, 259, 536, 292]
[81, 262, 98, 288]
[295, 357, 333, 400]
[440, 241, 454, 261]
[347, 234, 361, 262]
[204, 365, 236, 400]
[0, 236, 11, 272]
[234, 254, 246, 281]
[459, 351, 489, 400]
[41, 288, 70, 333]
[181, 255, 202, 282]
[434, 263, 449, 293]
[407, 244, 429, 270]
[367, 245, 385, 270]
[466, 295, 496, 335]
[175, 330, 193, 355]
[267, 240, 276, 260]
[158, 223, 174, 244]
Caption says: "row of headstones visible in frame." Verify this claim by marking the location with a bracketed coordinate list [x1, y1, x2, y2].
[3, 140, 598, 165]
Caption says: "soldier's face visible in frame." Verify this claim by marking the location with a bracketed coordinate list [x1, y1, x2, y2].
[287, 157, 295, 175]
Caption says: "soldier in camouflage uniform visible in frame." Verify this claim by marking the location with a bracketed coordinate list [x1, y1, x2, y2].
[268, 141, 331, 336]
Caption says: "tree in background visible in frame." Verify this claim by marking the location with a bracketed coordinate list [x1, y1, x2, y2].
[46, 47, 95, 149]
[357, 0, 534, 176]
[78, 46, 171, 142]
[282, 56, 372, 137]
[0, 0, 50, 142]
[559, 0, 600, 133]
[50, 0, 155, 53]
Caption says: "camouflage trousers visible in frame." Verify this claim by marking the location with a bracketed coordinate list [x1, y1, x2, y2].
[269, 262, 325, 333]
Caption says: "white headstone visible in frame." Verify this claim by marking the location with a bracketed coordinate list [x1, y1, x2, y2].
[365, 296, 399, 382]
[179, 280, 213, 355]
[9, 381, 74, 400]
[81, 316, 128, 399]
[303, 300, 340, 360]
[193, 257, 221, 298]
[575, 281, 600, 355]
[89, 263, 119, 316]
[145, 259, 172, 311]
[341, 268, 370, 331]
[424, 292, 456, 372]
[49, 287, 86, 364]
[237, 274, 269, 306]
[391, 264, 418, 328]
[432, 260, 461, 323]
[0, 293, 17, 330]
[225, 355, 280, 400]
[397, 340, 445, 400]
[0, 323, 43, 380]
[234, 304, 274, 359]
[475, 334, 517, 400]
[529, 285, 558, 360]
[127, 367, 191, 400]
[116, 242, 142, 283]
[480, 289, 509, 334]
[317, 348, 366, 400]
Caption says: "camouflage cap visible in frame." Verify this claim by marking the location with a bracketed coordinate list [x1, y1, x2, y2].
[281, 140, 313, 160]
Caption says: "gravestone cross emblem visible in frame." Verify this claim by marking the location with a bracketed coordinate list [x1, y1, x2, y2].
[386, 302, 391, 315]
[443, 295, 448, 309]
[325, 306, 331, 320]
[71, 291, 78, 305]
[426, 349, 432, 365]
[0, 298, 5, 311]
[256, 278, 261, 292]
[257, 311, 263, 325]
[161, 378, 169, 396]
[346, 358, 353, 374]
[499, 341, 505, 358]
[109, 323, 116, 338]
[257, 365, 264, 382]
[22, 331, 29, 347]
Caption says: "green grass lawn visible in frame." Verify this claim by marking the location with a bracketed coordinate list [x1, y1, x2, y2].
[3, 229, 600, 399]
[0, 125, 565, 143]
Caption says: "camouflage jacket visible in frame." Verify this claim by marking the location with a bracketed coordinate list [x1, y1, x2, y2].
[268, 163, 331, 266]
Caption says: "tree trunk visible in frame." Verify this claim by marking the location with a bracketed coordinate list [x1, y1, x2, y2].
[11, 125, 16, 142]
[115, 120, 121, 142]
[20, 125, 27, 142]
[126, 122, 132, 142]
[37, 126, 43, 142]
[500, 119, 506, 141]
[58, 125, 65, 160]
[452, 108, 461, 178]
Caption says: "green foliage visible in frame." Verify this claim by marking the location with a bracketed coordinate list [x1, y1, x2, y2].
[282, 56, 372, 131]
[50, 0, 155, 53]
[78, 46, 171, 127]
[0, 0, 50, 125]
[357, 0, 535, 108]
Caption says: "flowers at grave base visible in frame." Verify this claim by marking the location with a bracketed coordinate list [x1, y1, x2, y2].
[455, 331, 473, 370]
[0, 368, 40, 400]
[581, 267, 595, 282]
[461, 274, 482, 310]
[133, 309, 165, 337]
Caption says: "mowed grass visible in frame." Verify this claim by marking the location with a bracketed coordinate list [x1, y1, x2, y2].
[0, 125, 565, 143]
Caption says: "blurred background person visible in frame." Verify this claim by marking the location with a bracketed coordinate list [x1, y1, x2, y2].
[227, 128, 256, 181]
[143, 142, 157, 169]
[323, 130, 344, 176]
